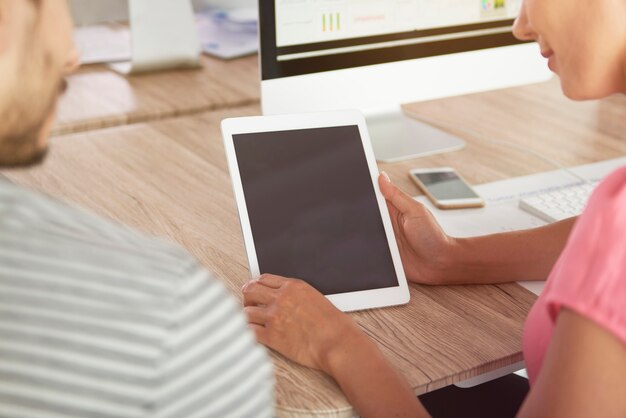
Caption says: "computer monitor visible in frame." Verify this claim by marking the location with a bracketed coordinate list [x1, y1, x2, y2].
[259, 1, 552, 162]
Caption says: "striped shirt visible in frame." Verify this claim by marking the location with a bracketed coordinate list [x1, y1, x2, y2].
[0, 178, 275, 418]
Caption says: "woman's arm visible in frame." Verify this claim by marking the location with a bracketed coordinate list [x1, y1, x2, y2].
[379, 174, 576, 285]
[243, 275, 429, 418]
[447, 217, 576, 284]
[517, 309, 626, 417]
[323, 326, 429, 418]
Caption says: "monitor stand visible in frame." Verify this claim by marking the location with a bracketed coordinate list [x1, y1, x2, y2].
[366, 107, 465, 163]
[109, 0, 201, 74]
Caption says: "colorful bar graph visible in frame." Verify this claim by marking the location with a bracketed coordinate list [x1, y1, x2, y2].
[322, 13, 341, 32]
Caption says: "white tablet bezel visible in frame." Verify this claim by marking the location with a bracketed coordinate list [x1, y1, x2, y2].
[222, 110, 410, 312]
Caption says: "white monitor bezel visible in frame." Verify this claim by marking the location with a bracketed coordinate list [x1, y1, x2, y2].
[261, 43, 552, 116]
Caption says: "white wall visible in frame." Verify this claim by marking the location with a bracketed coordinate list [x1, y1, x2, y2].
[70, 0, 256, 26]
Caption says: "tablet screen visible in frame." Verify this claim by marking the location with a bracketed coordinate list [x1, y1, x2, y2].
[233, 125, 399, 295]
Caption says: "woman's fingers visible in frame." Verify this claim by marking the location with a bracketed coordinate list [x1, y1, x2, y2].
[249, 323, 270, 346]
[242, 274, 288, 306]
[257, 274, 287, 289]
[242, 281, 277, 306]
[245, 306, 269, 326]
[378, 173, 419, 216]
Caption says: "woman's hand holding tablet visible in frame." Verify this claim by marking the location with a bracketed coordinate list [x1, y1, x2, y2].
[222, 110, 410, 312]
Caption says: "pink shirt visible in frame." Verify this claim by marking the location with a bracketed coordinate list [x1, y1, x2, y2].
[523, 166, 626, 385]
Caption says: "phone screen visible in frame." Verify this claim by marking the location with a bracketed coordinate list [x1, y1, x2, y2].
[413, 171, 479, 200]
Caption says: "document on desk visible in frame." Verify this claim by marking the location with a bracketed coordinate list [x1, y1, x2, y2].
[196, 8, 258, 59]
[414, 157, 626, 295]
[74, 24, 131, 65]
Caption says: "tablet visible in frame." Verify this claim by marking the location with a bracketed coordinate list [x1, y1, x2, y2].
[222, 111, 410, 312]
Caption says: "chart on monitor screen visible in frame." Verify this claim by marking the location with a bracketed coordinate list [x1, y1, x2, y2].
[275, 0, 523, 48]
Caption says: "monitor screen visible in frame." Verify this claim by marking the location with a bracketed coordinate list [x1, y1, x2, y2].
[261, 0, 527, 80]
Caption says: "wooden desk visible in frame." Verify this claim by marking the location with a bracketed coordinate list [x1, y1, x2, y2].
[53, 54, 259, 136]
[397, 77, 626, 191]
[4, 79, 626, 417]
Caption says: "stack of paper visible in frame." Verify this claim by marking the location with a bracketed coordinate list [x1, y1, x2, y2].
[196, 7, 259, 60]
[74, 24, 131, 65]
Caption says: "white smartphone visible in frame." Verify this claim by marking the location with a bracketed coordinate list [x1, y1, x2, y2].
[409, 167, 485, 209]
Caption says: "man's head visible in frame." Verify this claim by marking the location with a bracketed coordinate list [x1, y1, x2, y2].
[0, 0, 78, 168]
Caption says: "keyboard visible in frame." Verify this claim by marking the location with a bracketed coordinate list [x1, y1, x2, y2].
[518, 180, 599, 223]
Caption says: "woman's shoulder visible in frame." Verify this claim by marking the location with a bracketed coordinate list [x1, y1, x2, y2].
[559, 165, 626, 272]
[588, 165, 626, 209]
[564, 165, 626, 252]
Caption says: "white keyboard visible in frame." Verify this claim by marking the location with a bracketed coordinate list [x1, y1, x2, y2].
[518, 180, 599, 223]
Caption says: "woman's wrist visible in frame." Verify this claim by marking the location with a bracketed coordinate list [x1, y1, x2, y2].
[318, 324, 429, 418]
[427, 236, 495, 285]
[318, 323, 372, 376]
[422, 235, 470, 285]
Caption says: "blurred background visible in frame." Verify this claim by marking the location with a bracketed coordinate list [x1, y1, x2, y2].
[69, 0, 254, 26]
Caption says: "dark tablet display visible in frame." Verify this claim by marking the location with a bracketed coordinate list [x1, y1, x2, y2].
[233, 125, 399, 295]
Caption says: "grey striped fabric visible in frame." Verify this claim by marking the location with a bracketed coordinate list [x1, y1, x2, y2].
[0, 179, 275, 418]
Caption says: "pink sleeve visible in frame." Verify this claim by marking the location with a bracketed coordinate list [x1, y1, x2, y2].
[544, 168, 626, 346]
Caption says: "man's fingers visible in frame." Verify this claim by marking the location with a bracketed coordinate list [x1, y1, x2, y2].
[378, 173, 420, 215]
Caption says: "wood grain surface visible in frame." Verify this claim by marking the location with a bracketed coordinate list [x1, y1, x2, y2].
[393, 77, 626, 193]
[4, 76, 626, 417]
[53, 54, 259, 136]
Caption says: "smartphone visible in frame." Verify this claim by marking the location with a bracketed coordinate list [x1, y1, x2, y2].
[409, 167, 485, 209]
